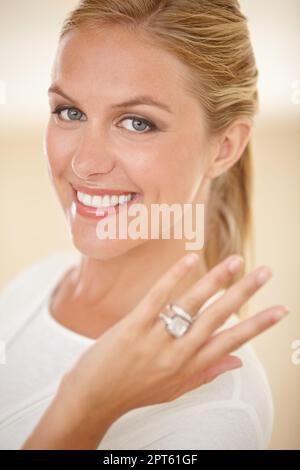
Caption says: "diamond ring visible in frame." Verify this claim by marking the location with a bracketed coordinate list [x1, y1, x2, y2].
[159, 303, 194, 338]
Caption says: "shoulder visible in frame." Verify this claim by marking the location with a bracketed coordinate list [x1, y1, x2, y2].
[0, 251, 80, 341]
[0, 251, 79, 301]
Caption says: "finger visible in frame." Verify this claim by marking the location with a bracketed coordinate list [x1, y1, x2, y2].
[180, 264, 273, 354]
[171, 254, 244, 317]
[194, 305, 289, 372]
[182, 353, 243, 383]
[203, 354, 243, 380]
[149, 253, 244, 343]
[170, 355, 243, 400]
[128, 252, 200, 327]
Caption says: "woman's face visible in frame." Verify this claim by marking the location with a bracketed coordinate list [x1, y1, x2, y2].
[45, 25, 211, 259]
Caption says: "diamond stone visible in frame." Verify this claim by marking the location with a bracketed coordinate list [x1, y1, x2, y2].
[167, 316, 190, 338]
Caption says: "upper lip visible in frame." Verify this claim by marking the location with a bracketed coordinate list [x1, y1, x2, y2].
[72, 184, 137, 196]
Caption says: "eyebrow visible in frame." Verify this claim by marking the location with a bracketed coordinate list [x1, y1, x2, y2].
[48, 84, 172, 114]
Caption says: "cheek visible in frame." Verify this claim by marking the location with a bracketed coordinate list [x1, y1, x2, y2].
[144, 137, 205, 203]
[45, 121, 78, 177]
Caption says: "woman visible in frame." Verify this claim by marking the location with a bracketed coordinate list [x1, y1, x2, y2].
[0, 0, 288, 450]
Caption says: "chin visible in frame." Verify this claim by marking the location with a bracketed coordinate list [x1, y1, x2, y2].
[70, 225, 147, 260]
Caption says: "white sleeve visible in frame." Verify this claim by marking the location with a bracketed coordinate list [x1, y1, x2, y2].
[142, 346, 273, 450]
[0, 251, 79, 344]
[140, 402, 263, 450]
[98, 340, 273, 451]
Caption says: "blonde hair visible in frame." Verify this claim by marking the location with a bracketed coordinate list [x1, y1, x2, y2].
[60, 0, 258, 310]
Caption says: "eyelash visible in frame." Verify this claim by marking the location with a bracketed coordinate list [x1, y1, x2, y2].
[51, 106, 157, 134]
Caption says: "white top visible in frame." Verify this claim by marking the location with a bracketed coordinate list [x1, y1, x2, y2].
[0, 252, 274, 450]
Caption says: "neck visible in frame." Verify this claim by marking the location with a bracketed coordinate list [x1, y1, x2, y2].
[69, 236, 207, 322]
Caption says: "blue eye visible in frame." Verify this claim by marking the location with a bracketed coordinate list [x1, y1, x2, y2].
[120, 116, 156, 134]
[52, 106, 87, 121]
[52, 107, 157, 133]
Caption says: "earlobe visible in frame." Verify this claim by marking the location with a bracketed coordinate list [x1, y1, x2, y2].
[207, 119, 252, 179]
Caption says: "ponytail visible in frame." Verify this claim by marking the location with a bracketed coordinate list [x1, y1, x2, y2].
[204, 141, 254, 315]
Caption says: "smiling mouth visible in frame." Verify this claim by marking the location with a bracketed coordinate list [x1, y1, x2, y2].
[76, 190, 137, 209]
[71, 186, 140, 219]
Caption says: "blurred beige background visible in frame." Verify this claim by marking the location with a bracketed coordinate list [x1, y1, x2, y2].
[0, 0, 299, 449]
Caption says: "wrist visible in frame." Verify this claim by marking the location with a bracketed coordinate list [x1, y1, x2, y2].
[51, 372, 117, 449]
[58, 369, 126, 444]
[21, 372, 117, 450]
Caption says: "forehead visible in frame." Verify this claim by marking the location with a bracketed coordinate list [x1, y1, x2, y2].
[52, 25, 193, 110]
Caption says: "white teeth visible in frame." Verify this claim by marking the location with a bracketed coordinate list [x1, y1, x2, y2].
[101, 195, 111, 207]
[77, 191, 134, 208]
[82, 194, 92, 206]
[91, 196, 101, 207]
[77, 191, 85, 204]
[110, 195, 119, 205]
[118, 195, 126, 204]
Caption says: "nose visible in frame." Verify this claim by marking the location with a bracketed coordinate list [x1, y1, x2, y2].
[71, 125, 116, 179]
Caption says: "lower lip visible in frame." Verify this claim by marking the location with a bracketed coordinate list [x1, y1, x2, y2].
[72, 189, 141, 220]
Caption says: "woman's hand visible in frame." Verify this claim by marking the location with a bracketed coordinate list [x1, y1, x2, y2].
[22, 253, 288, 449]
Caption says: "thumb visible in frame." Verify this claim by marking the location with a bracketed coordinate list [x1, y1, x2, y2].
[201, 355, 243, 384]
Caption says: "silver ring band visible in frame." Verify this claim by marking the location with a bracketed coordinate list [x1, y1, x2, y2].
[167, 303, 193, 324]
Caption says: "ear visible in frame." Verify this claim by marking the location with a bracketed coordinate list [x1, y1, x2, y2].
[206, 119, 252, 179]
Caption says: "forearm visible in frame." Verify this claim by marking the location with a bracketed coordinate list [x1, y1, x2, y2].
[21, 376, 117, 450]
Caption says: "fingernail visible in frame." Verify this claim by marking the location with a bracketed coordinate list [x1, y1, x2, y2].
[227, 255, 244, 274]
[256, 267, 273, 285]
[273, 306, 290, 322]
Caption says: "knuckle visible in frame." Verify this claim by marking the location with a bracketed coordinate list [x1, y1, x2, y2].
[240, 275, 257, 297]
[171, 343, 187, 367]
[208, 270, 223, 290]
[147, 286, 162, 307]
[116, 322, 140, 346]
[241, 283, 253, 299]
[157, 352, 177, 374]
[224, 331, 243, 351]
[250, 316, 268, 335]
[224, 281, 252, 311]
[221, 293, 241, 315]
